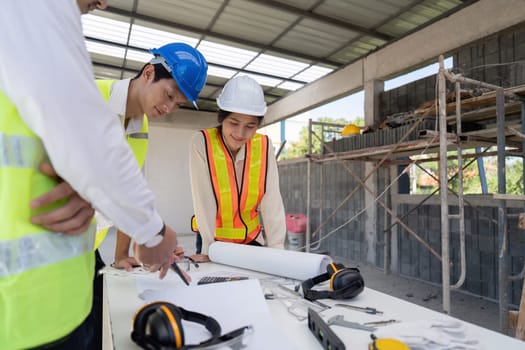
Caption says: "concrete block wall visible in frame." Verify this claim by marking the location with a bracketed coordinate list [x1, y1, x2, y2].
[278, 157, 525, 305]
[381, 24, 525, 118]
[396, 204, 525, 305]
[381, 74, 439, 118]
[278, 159, 368, 262]
[455, 24, 525, 88]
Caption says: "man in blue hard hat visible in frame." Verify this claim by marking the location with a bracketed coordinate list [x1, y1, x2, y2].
[90, 42, 208, 349]
[94, 42, 208, 267]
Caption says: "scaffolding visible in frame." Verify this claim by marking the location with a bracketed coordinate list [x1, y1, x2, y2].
[303, 55, 525, 333]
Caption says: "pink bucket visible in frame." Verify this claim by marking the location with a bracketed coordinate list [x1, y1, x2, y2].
[286, 214, 307, 233]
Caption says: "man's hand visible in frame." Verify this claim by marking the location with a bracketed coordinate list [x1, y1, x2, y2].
[134, 225, 179, 279]
[30, 163, 94, 234]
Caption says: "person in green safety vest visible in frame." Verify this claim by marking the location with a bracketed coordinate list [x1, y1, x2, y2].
[0, 1, 193, 349]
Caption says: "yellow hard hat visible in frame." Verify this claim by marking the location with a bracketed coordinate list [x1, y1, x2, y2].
[341, 124, 361, 136]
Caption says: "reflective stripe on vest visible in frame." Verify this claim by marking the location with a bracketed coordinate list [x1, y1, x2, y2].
[0, 226, 95, 277]
[94, 80, 149, 249]
[0, 133, 45, 168]
[129, 132, 148, 139]
[0, 91, 94, 349]
[201, 128, 268, 243]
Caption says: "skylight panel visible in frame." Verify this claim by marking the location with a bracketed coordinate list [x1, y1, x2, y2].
[198, 40, 257, 68]
[82, 14, 130, 44]
[85, 40, 126, 59]
[129, 24, 198, 49]
[293, 65, 333, 82]
[240, 73, 283, 88]
[207, 66, 238, 79]
[246, 54, 308, 78]
[125, 49, 154, 63]
[278, 81, 304, 91]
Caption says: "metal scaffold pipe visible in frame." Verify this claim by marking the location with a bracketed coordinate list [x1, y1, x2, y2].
[438, 55, 451, 314]
[451, 80, 467, 290]
[496, 87, 509, 333]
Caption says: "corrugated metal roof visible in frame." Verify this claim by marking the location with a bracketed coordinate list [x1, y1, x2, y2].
[86, 0, 477, 113]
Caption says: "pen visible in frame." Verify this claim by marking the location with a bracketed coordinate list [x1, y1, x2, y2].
[334, 303, 383, 315]
[171, 262, 190, 286]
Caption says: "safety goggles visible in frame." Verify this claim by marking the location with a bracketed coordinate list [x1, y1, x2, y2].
[198, 325, 254, 350]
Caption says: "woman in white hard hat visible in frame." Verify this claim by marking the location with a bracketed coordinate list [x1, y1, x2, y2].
[189, 75, 286, 261]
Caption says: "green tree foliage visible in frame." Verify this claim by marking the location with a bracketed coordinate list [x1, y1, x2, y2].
[412, 152, 524, 195]
[281, 117, 361, 159]
[486, 157, 523, 194]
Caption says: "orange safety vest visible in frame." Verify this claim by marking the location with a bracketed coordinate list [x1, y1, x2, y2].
[199, 127, 268, 243]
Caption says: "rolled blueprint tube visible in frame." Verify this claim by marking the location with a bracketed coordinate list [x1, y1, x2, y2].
[208, 242, 333, 281]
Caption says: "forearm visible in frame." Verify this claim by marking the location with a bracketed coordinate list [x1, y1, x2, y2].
[264, 212, 286, 249]
[189, 133, 217, 255]
[200, 234, 214, 255]
[260, 143, 286, 249]
[114, 230, 132, 260]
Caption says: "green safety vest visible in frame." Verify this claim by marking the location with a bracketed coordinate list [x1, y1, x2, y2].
[93, 80, 149, 249]
[0, 92, 95, 349]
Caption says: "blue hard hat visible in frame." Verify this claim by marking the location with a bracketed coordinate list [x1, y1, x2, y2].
[149, 43, 208, 109]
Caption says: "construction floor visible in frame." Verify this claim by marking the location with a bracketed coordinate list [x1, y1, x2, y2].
[99, 231, 506, 336]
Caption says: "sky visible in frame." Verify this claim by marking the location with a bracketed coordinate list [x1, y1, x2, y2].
[260, 57, 453, 145]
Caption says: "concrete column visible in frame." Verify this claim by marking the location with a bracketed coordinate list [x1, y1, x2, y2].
[364, 162, 378, 264]
[389, 166, 399, 273]
[363, 79, 384, 264]
[364, 79, 384, 127]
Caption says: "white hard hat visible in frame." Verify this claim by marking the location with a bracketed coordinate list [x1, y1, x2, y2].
[216, 75, 267, 116]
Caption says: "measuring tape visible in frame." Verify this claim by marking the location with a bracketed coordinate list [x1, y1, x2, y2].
[368, 335, 410, 350]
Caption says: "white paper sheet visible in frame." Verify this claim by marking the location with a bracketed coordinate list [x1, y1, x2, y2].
[208, 242, 333, 281]
[138, 277, 296, 350]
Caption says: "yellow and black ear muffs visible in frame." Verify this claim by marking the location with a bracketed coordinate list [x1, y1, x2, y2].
[301, 262, 365, 301]
[131, 301, 221, 350]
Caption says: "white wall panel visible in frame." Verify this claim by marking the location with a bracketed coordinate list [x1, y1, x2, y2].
[145, 125, 197, 234]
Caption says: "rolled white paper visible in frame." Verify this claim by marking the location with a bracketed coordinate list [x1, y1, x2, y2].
[208, 242, 333, 281]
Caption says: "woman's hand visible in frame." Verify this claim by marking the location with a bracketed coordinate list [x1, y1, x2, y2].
[189, 254, 210, 263]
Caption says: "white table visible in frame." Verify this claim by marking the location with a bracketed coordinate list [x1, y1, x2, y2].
[103, 262, 525, 349]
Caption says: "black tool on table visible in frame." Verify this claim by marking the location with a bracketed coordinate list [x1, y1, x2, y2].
[308, 308, 346, 350]
[197, 276, 249, 285]
[184, 255, 200, 269]
[171, 262, 190, 286]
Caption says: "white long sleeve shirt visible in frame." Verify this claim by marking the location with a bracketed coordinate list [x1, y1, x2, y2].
[189, 131, 286, 254]
[104, 78, 145, 135]
[94, 78, 147, 233]
[0, 1, 162, 244]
